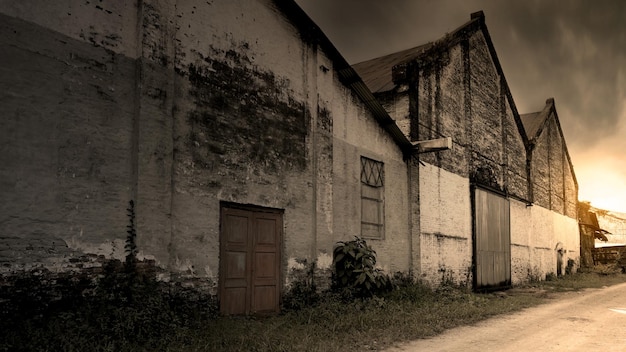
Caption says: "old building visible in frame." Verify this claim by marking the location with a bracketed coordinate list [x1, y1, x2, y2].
[519, 98, 580, 277]
[1, 0, 414, 315]
[353, 12, 579, 288]
[592, 208, 626, 246]
[579, 203, 626, 269]
[1, 0, 580, 312]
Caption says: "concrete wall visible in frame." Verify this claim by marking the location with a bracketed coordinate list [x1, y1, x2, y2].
[171, 0, 410, 286]
[417, 163, 472, 286]
[0, 7, 137, 272]
[0, 0, 410, 291]
[510, 199, 579, 284]
[0, 0, 139, 58]
[169, 0, 317, 283]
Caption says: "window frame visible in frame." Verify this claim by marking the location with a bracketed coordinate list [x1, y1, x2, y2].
[360, 156, 385, 239]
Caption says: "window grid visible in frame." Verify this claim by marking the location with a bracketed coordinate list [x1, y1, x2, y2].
[360, 157, 384, 187]
[360, 156, 384, 239]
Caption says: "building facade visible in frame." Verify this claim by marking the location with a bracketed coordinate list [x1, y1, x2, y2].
[353, 12, 579, 288]
[1, 1, 580, 312]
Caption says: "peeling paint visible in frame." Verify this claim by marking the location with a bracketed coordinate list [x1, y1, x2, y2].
[316, 252, 332, 270]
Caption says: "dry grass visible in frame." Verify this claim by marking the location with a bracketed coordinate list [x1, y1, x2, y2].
[166, 270, 626, 352]
[2, 269, 626, 352]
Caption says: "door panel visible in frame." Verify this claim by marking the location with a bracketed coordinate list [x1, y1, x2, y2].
[254, 253, 276, 278]
[253, 286, 277, 312]
[474, 188, 511, 290]
[252, 213, 281, 314]
[256, 217, 277, 245]
[220, 209, 251, 315]
[219, 205, 282, 315]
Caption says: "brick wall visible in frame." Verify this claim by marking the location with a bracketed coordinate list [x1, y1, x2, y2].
[406, 28, 529, 286]
[401, 24, 579, 286]
[530, 110, 577, 218]
[414, 30, 528, 200]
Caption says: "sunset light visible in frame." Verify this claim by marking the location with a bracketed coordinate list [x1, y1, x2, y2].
[577, 166, 626, 213]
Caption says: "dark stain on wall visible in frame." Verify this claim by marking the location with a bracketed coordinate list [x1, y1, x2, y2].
[183, 49, 308, 176]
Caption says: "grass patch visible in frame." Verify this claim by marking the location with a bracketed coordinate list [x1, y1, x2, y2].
[2, 269, 626, 351]
[526, 267, 626, 292]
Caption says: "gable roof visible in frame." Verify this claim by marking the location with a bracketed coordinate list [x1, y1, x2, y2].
[272, 0, 414, 158]
[520, 98, 553, 141]
[522, 98, 579, 189]
[352, 11, 529, 148]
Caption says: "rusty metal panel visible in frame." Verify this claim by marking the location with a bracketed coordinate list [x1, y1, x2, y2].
[474, 188, 511, 289]
[219, 205, 282, 315]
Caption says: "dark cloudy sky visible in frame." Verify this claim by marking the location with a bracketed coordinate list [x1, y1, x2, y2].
[296, 0, 626, 213]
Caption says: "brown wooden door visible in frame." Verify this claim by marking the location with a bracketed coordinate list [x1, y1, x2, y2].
[474, 188, 511, 290]
[219, 204, 282, 315]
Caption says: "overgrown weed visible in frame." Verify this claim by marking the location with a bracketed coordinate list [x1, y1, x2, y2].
[3, 269, 625, 351]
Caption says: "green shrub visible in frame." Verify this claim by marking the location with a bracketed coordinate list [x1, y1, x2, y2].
[283, 260, 321, 311]
[332, 237, 392, 297]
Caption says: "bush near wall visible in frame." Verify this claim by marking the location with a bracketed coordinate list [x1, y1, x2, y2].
[0, 259, 218, 351]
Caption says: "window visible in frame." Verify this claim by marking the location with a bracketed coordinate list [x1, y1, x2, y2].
[360, 156, 384, 238]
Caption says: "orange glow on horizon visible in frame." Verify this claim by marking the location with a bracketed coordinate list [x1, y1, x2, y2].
[577, 168, 626, 214]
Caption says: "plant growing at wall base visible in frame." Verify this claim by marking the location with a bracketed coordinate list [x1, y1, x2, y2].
[332, 236, 391, 297]
[125, 200, 138, 272]
[283, 259, 321, 311]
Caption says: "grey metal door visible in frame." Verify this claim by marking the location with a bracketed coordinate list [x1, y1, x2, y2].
[474, 188, 511, 289]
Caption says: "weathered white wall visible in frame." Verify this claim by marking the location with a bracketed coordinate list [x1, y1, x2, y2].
[171, 0, 318, 283]
[511, 199, 579, 284]
[172, 0, 410, 286]
[0, 0, 139, 57]
[331, 106, 410, 274]
[418, 162, 579, 287]
[0, 9, 137, 272]
[418, 162, 472, 286]
[0, 0, 411, 293]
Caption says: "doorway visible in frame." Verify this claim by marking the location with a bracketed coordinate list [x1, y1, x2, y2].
[219, 203, 282, 315]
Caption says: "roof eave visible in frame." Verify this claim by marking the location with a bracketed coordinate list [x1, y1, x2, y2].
[273, 0, 414, 159]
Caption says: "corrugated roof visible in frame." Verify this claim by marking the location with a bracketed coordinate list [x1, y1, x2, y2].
[351, 14, 482, 94]
[352, 44, 432, 93]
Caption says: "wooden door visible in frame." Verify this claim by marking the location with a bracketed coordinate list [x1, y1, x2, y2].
[219, 204, 282, 315]
[474, 188, 511, 290]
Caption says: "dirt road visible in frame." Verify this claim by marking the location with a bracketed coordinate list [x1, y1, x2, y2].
[385, 282, 626, 352]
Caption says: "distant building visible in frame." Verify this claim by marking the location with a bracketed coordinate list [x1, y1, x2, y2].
[590, 207, 626, 246]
